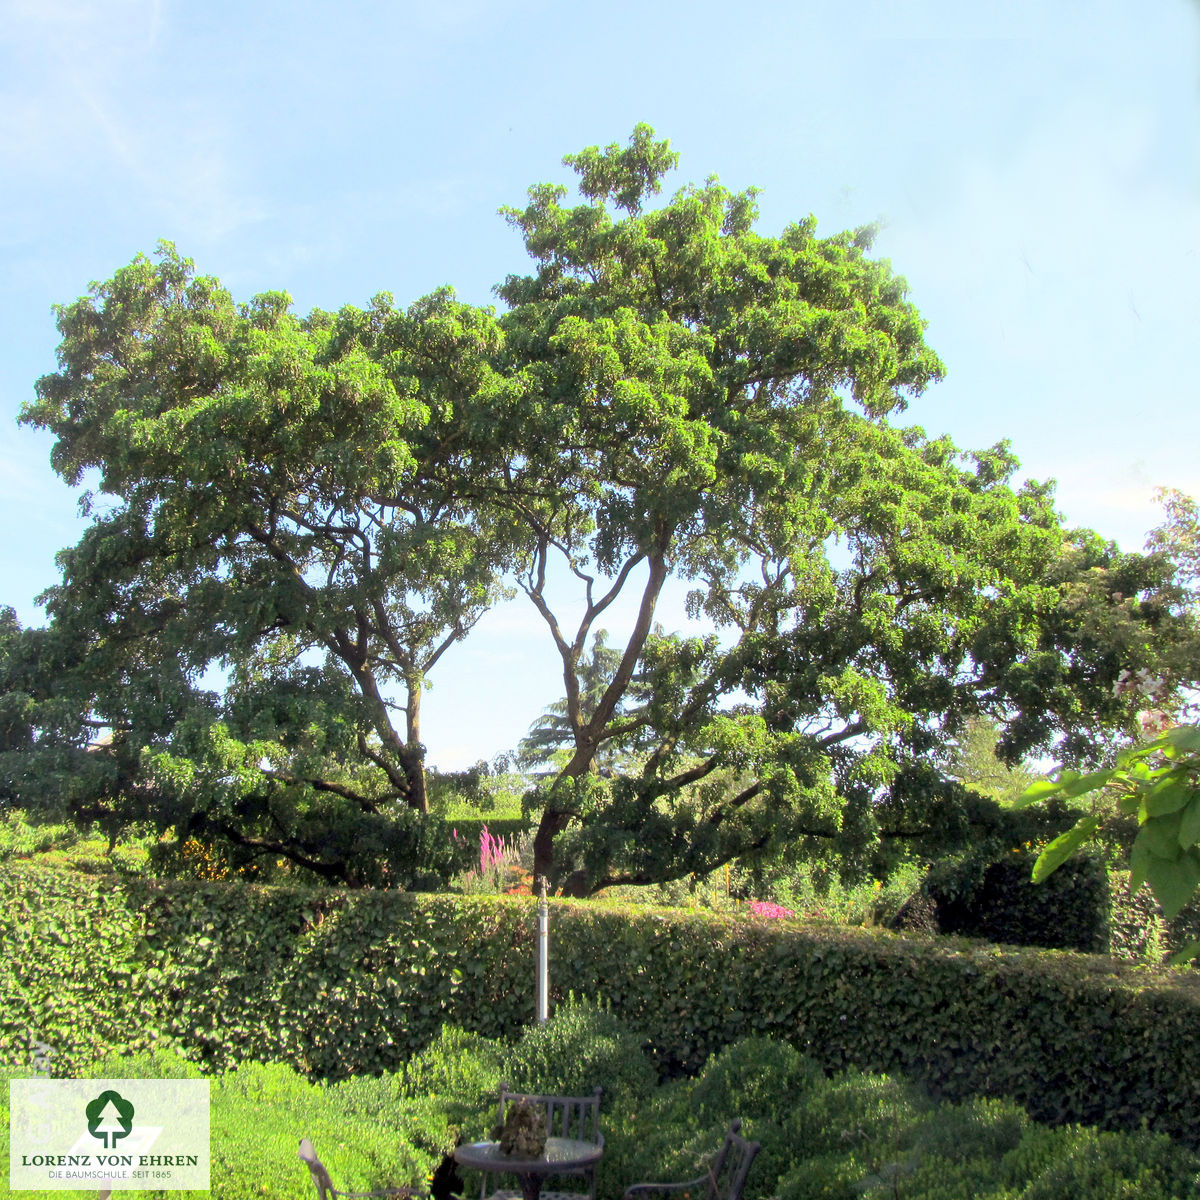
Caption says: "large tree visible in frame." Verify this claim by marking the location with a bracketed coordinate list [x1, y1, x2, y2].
[485, 128, 1194, 893]
[18, 253, 514, 882]
[16, 127, 1196, 890]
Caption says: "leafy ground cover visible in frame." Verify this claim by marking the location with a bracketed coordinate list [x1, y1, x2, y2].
[3, 1001, 1199, 1200]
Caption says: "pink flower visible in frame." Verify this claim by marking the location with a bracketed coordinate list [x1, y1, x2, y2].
[750, 900, 794, 919]
[480, 824, 510, 874]
[1139, 709, 1173, 737]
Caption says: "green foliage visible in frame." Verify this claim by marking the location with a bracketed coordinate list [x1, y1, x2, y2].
[11, 1026, 1200, 1200]
[90, 1045, 204, 1078]
[211, 1059, 437, 1200]
[400, 1023, 507, 1135]
[17, 128, 1196, 898]
[1148, 487, 1200, 606]
[433, 766, 529, 820]
[506, 996, 658, 1105]
[945, 716, 1042, 805]
[16, 241, 516, 873]
[688, 1036, 822, 1123]
[1001, 1123, 1200, 1200]
[739, 859, 927, 927]
[1020, 724, 1200, 930]
[1108, 869, 1169, 962]
[916, 850, 1110, 953]
[402, 1023, 507, 1100]
[0, 808, 84, 860]
[0, 1049, 436, 1200]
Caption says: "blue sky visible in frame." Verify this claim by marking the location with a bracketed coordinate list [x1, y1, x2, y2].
[1, 1, 1197, 769]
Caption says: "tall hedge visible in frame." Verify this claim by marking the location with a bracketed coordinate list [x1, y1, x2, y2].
[5, 861, 1200, 1145]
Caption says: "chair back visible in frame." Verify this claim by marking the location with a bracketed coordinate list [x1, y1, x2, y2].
[495, 1085, 604, 1144]
[704, 1121, 760, 1200]
[299, 1138, 337, 1200]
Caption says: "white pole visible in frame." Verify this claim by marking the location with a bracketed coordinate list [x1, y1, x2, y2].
[536, 876, 549, 1023]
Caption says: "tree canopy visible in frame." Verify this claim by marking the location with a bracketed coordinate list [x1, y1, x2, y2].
[11, 126, 1198, 892]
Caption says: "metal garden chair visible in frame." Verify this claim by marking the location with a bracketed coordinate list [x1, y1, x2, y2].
[479, 1085, 604, 1200]
[621, 1120, 760, 1200]
[299, 1137, 421, 1200]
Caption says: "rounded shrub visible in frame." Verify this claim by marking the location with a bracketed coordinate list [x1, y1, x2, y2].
[786, 1069, 931, 1163]
[506, 997, 656, 1105]
[689, 1036, 822, 1124]
[1002, 1124, 1200, 1199]
[911, 1094, 1028, 1163]
[401, 1024, 507, 1135]
[89, 1045, 204, 1079]
[402, 1025, 506, 1101]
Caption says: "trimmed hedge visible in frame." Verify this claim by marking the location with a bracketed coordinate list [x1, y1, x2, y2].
[1108, 869, 1200, 966]
[1109, 871, 1168, 963]
[6, 860, 1200, 1146]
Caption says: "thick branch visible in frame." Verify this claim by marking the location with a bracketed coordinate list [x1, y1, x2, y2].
[566, 545, 670, 773]
[572, 550, 647, 658]
[208, 818, 351, 884]
[263, 769, 384, 813]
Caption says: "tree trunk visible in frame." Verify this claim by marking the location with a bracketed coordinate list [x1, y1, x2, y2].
[405, 676, 428, 814]
[532, 550, 669, 890]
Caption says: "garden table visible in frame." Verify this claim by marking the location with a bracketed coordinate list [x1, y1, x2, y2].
[455, 1137, 604, 1200]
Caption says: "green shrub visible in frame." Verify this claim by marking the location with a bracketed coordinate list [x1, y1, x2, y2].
[0, 1052, 436, 1200]
[884, 1154, 1015, 1199]
[0, 812, 83, 859]
[506, 997, 657, 1106]
[1107, 871, 1167, 962]
[786, 1070, 932, 1167]
[8, 1030, 1200, 1200]
[689, 1036, 821, 1124]
[594, 1077, 699, 1200]
[1002, 1123, 1200, 1199]
[401, 1023, 507, 1135]
[910, 1095, 1028, 1163]
[757, 860, 928, 928]
[210, 1059, 435, 1200]
[89, 1045, 203, 1078]
[919, 850, 1109, 954]
[1166, 892, 1200, 965]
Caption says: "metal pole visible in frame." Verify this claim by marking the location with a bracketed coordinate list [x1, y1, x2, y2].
[536, 875, 549, 1023]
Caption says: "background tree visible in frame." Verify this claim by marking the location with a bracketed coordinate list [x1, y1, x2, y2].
[1148, 488, 1200, 599]
[943, 716, 1039, 806]
[18, 252, 512, 883]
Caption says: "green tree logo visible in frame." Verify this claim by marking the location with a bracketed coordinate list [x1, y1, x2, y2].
[85, 1089, 135, 1149]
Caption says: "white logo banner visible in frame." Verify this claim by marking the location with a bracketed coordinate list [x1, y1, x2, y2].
[9, 1079, 210, 1190]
